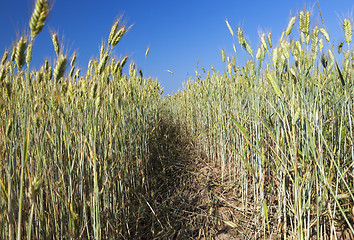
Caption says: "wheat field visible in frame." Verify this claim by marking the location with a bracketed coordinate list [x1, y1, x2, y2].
[0, 0, 353, 239]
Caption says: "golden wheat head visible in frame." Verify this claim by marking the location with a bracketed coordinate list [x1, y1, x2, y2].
[29, 0, 50, 37]
[15, 37, 27, 70]
[53, 55, 67, 83]
[343, 19, 352, 44]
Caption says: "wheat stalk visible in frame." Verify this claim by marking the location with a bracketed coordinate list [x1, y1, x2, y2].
[3, 2, 354, 239]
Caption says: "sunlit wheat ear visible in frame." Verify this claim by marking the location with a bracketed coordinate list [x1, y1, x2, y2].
[51, 32, 59, 56]
[221, 49, 225, 63]
[311, 25, 319, 56]
[70, 54, 77, 67]
[319, 38, 323, 51]
[108, 17, 120, 46]
[69, 67, 74, 78]
[74, 69, 80, 79]
[0, 65, 6, 83]
[29, 0, 50, 38]
[98, 52, 109, 75]
[299, 11, 310, 35]
[272, 47, 278, 65]
[260, 33, 268, 51]
[300, 32, 305, 44]
[53, 55, 67, 83]
[256, 46, 265, 62]
[145, 46, 150, 57]
[233, 44, 237, 55]
[87, 59, 93, 70]
[11, 45, 16, 62]
[129, 61, 136, 77]
[99, 44, 105, 60]
[237, 27, 253, 55]
[110, 19, 132, 48]
[299, 11, 305, 32]
[237, 27, 245, 46]
[69, 54, 76, 78]
[225, 19, 234, 37]
[281, 40, 290, 59]
[267, 71, 282, 97]
[69, 53, 76, 78]
[110, 58, 115, 68]
[267, 32, 273, 48]
[328, 48, 334, 63]
[44, 59, 49, 72]
[113, 60, 120, 74]
[286, 16, 297, 36]
[90, 82, 98, 99]
[1, 50, 8, 66]
[111, 27, 126, 47]
[15, 37, 27, 70]
[231, 56, 236, 67]
[304, 11, 310, 35]
[120, 56, 128, 68]
[320, 28, 330, 42]
[37, 68, 45, 83]
[244, 41, 253, 56]
[26, 41, 33, 66]
[260, 46, 265, 62]
[343, 19, 352, 44]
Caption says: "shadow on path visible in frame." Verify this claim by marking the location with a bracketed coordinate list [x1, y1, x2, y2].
[140, 110, 241, 239]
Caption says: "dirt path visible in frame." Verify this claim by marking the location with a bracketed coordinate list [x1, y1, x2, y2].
[143, 114, 253, 239]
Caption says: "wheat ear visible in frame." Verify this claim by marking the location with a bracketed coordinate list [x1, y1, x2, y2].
[286, 16, 297, 36]
[29, 0, 50, 38]
[343, 19, 352, 44]
[15, 37, 27, 70]
[54, 55, 67, 83]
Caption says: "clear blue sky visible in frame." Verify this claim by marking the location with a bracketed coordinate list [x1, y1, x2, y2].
[0, 0, 353, 95]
